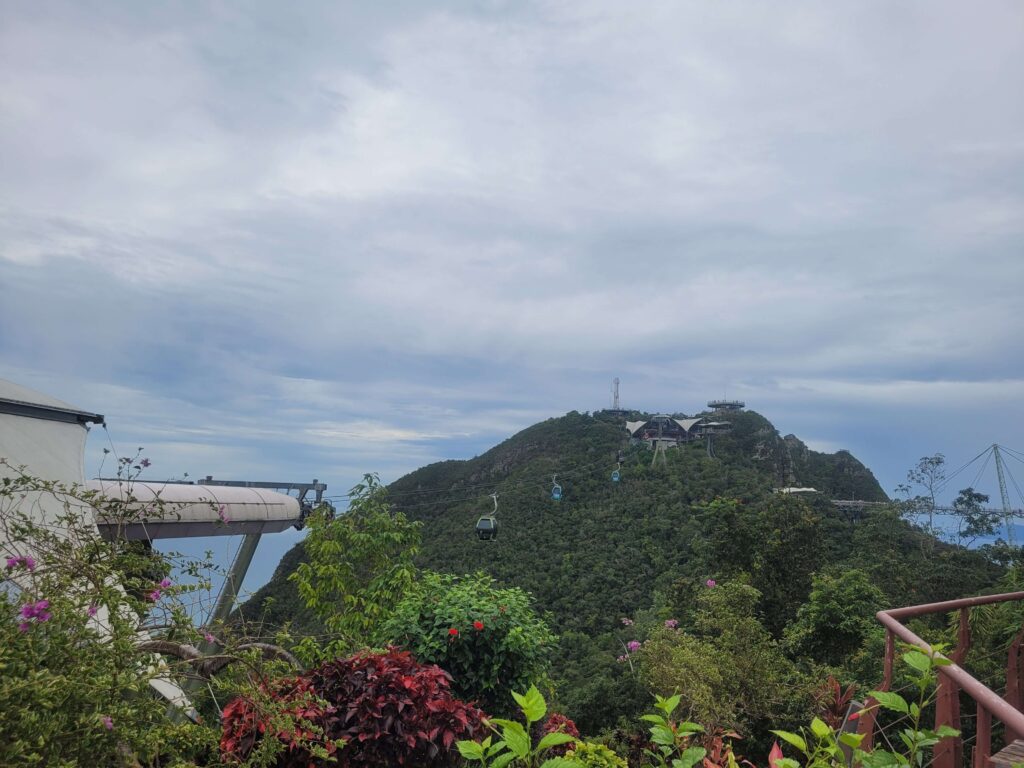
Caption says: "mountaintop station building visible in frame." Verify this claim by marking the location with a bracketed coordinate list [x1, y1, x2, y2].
[625, 414, 732, 449]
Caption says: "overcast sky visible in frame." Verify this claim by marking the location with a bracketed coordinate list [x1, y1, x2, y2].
[2, 1, 1023, 594]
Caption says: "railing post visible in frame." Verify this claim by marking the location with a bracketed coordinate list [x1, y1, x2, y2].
[1005, 628, 1024, 741]
[974, 705, 992, 768]
[934, 608, 971, 768]
[859, 630, 895, 750]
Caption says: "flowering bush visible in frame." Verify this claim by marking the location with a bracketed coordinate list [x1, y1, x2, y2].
[221, 648, 485, 767]
[540, 712, 580, 756]
[379, 571, 556, 715]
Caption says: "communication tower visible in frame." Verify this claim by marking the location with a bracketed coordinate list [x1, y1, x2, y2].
[612, 378, 620, 410]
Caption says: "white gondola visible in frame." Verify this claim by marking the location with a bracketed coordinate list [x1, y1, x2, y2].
[551, 475, 562, 501]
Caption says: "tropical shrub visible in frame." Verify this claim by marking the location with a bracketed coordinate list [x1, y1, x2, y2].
[783, 569, 886, 667]
[290, 473, 421, 663]
[379, 570, 556, 714]
[457, 684, 578, 768]
[221, 648, 486, 767]
[639, 580, 811, 737]
[563, 741, 628, 768]
[541, 712, 580, 757]
[0, 461, 218, 766]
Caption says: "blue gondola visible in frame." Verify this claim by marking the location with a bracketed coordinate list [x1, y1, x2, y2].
[611, 469, 620, 483]
[551, 475, 562, 501]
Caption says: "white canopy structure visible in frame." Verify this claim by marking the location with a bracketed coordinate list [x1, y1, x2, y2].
[89, 480, 303, 540]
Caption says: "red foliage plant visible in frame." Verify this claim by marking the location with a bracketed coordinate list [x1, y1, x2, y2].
[221, 648, 487, 767]
[540, 712, 580, 757]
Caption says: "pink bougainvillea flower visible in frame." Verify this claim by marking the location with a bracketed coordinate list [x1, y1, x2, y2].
[626, 640, 641, 652]
[5, 555, 36, 571]
[18, 621, 30, 632]
[147, 590, 162, 602]
[664, 619, 679, 629]
[101, 715, 114, 730]
[705, 579, 717, 588]
[473, 620, 484, 631]
[620, 617, 634, 626]
[87, 603, 98, 617]
[217, 504, 231, 524]
[159, 578, 172, 589]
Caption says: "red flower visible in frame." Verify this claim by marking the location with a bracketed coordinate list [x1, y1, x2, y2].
[448, 627, 459, 636]
[848, 711, 861, 721]
[473, 620, 484, 631]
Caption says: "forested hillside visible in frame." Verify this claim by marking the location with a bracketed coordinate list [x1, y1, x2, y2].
[239, 408, 1003, 734]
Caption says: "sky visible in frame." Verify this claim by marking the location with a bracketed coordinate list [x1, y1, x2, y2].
[2, 1, 1023, 596]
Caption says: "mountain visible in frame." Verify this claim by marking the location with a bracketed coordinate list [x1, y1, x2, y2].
[241, 409, 880, 629]
[238, 408, 1000, 731]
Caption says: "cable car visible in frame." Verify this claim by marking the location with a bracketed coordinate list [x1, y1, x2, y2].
[475, 515, 498, 541]
[611, 463, 621, 483]
[551, 475, 562, 501]
[476, 493, 499, 541]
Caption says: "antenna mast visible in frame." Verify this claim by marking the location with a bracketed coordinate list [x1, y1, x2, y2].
[612, 378, 620, 410]
[993, 445, 1016, 546]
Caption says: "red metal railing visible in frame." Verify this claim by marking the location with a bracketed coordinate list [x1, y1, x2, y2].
[858, 592, 1024, 768]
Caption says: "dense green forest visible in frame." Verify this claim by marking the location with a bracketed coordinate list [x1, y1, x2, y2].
[239, 408, 1004, 741]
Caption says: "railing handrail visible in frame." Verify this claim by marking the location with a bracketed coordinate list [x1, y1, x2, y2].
[885, 591, 1024, 620]
[875, 591, 1024, 740]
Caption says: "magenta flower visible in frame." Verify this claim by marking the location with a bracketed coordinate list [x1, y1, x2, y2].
[620, 617, 634, 626]
[616, 654, 628, 663]
[18, 599, 51, 626]
[217, 504, 231, 524]
[87, 604, 98, 617]
[705, 579, 717, 588]
[159, 578, 172, 589]
[626, 640, 642, 652]
[101, 715, 114, 730]
[147, 590, 162, 602]
[140, 458, 151, 468]
[665, 619, 679, 629]
[5, 555, 36, 571]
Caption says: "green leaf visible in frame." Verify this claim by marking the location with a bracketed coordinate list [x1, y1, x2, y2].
[935, 726, 960, 739]
[651, 724, 677, 747]
[902, 651, 932, 674]
[810, 717, 831, 740]
[492, 753, 517, 768]
[840, 732, 865, 748]
[870, 691, 910, 714]
[511, 685, 547, 724]
[493, 720, 530, 758]
[537, 732, 578, 751]
[677, 721, 704, 734]
[641, 714, 667, 724]
[457, 741, 485, 760]
[771, 730, 808, 754]
[673, 746, 707, 768]
[661, 694, 683, 717]
[540, 759, 580, 768]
